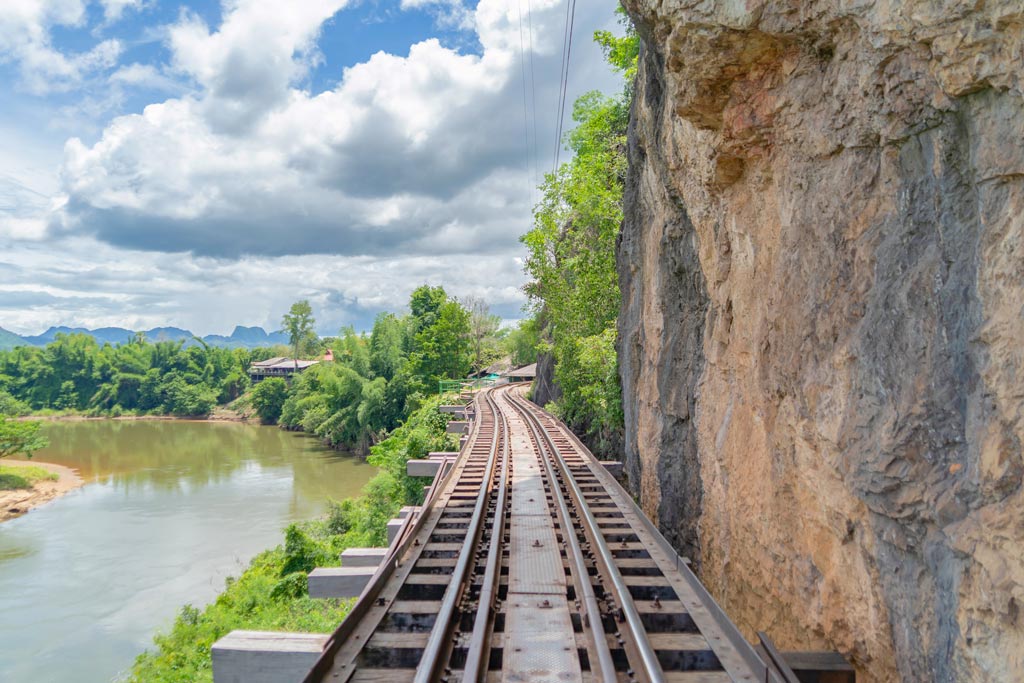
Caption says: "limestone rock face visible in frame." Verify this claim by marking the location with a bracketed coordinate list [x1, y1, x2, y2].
[617, 2, 1024, 681]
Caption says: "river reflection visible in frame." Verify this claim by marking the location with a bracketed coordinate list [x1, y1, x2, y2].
[0, 420, 375, 683]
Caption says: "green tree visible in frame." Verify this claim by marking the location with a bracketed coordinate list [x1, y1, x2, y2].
[408, 285, 447, 341]
[0, 390, 31, 416]
[519, 16, 638, 451]
[282, 300, 317, 365]
[504, 318, 540, 367]
[219, 369, 250, 403]
[593, 8, 640, 85]
[464, 296, 502, 374]
[162, 376, 218, 417]
[0, 417, 47, 458]
[409, 300, 472, 391]
[0, 328, 265, 418]
[251, 378, 289, 424]
[368, 313, 406, 381]
[334, 327, 370, 377]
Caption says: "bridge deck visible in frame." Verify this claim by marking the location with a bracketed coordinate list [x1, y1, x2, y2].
[302, 385, 788, 683]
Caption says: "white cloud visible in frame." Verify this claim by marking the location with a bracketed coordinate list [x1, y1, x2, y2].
[401, 0, 474, 30]
[0, 0, 622, 333]
[0, 236, 529, 335]
[98, 0, 142, 23]
[109, 63, 182, 92]
[57, 0, 620, 259]
[0, 216, 48, 240]
[0, 0, 123, 94]
[166, 0, 350, 133]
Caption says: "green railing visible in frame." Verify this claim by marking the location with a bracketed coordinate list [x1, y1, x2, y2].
[438, 376, 502, 394]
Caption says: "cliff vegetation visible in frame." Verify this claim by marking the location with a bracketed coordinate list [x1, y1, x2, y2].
[521, 12, 638, 456]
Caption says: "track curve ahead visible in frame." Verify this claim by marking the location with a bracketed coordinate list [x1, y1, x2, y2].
[303, 384, 783, 683]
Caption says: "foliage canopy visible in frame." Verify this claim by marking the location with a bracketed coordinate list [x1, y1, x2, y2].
[519, 16, 638, 452]
[0, 334, 260, 417]
[0, 417, 47, 459]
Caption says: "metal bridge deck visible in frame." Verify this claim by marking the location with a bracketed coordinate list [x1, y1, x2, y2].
[503, 408, 579, 682]
[301, 385, 798, 683]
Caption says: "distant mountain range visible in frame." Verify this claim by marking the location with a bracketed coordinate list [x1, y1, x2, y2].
[0, 325, 291, 351]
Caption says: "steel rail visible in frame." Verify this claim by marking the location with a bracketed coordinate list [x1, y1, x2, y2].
[413, 390, 504, 683]
[505, 387, 618, 683]
[541, 395, 780, 683]
[461, 389, 511, 682]
[302, 392, 482, 683]
[510, 390, 667, 683]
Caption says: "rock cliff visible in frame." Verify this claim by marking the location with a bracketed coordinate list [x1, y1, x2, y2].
[617, 2, 1024, 681]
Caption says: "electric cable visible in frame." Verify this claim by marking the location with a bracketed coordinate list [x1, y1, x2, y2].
[553, 0, 577, 173]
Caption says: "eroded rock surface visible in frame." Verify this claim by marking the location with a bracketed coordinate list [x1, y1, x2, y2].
[617, 2, 1024, 681]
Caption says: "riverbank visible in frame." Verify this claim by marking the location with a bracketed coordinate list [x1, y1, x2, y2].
[0, 460, 84, 522]
[13, 393, 258, 424]
[18, 408, 255, 423]
[127, 394, 456, 682]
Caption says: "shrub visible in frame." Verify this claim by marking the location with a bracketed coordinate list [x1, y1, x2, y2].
[0, 390, 31, 416]
[130, 397, 456, 682]
[270, 572, 309, 600]
[250, 378, 288, 424]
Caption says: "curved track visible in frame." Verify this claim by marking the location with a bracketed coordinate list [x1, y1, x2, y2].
[304, 384, 782, 683]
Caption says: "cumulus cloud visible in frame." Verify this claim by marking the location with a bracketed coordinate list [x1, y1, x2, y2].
[109, 63, 183, 92]
[56, 0, 620, 258]
[0, 0, 620, 333]
[0, 0, 123, 93]
[0, 236, 530, 335]
[400, 0, 474, 30]
[167, 0, 349, 133]
[98, 0, 142, 23]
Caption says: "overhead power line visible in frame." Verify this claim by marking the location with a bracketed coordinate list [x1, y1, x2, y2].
[525, 0, 539, 188]
[552, 0, 577, 175]
[516, 0, 534, 208]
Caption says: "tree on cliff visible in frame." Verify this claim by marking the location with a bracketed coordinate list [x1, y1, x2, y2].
[0, 417, 47, 458]
[520, 14, 637, 452]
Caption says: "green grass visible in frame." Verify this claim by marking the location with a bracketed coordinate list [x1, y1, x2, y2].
[0, 464, 58, 490]
[128, 541, 354, 683]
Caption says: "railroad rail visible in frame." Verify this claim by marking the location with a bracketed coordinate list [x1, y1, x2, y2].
[299, 384, 850, 683]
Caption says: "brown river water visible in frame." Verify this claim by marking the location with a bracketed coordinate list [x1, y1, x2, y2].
[0, 420, 375, 682]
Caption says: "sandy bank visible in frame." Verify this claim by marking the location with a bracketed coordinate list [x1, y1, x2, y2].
[0, 460, 85, 522]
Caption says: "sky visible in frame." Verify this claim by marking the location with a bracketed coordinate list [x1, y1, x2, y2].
[0, 0, 622, 336]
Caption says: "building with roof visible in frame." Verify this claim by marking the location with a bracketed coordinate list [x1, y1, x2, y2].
[470, 357, 513, 379]
[502, 363, 537, 382]
[249, 357, 319, 383]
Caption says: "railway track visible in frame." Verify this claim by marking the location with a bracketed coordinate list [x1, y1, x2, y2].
[303, 384, 786, 683]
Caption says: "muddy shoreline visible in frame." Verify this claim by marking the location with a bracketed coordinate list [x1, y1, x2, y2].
[0, 460, 85, 522]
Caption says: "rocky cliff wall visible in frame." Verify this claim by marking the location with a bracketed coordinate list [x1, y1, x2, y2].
[617, 2, 1024, 681]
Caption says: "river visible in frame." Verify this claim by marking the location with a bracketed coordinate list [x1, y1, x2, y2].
[0, 420, 376, 682]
